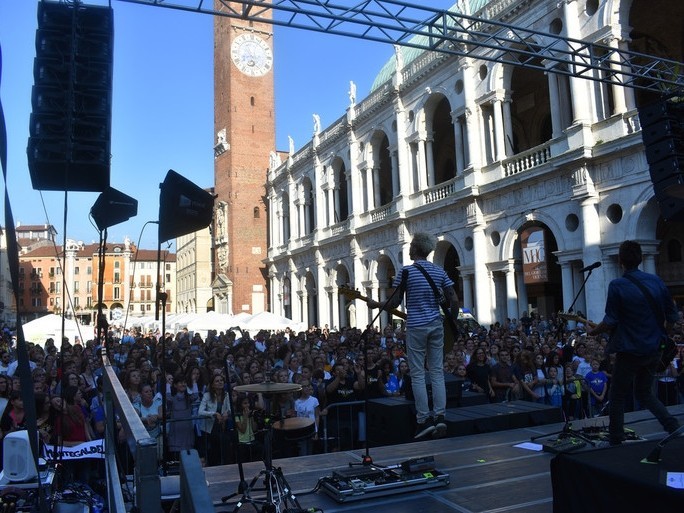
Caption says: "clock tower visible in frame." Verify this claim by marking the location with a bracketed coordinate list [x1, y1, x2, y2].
[212, 2, 274, 315]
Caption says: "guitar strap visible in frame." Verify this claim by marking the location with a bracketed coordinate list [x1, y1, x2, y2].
[623, 273, 670, 359]
[623, 274, 665, 334]
[412, 262, 448, 313]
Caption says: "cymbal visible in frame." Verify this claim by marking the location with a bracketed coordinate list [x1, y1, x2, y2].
[233, 382, 302, 393]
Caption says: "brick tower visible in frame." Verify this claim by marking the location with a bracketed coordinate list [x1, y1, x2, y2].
[212, 2, 274, 315]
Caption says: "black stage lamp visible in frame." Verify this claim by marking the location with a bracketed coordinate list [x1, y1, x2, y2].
[158, 169, 214, 242]
[90, 186, 138, 230]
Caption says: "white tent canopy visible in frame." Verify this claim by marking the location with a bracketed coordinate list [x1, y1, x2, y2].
[243, 311, 306, 334]
[21, 314, 85, 349]
[186, 311, 238, 338]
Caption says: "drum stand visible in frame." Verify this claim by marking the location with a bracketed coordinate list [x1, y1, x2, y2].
[225, 423, 302, 513]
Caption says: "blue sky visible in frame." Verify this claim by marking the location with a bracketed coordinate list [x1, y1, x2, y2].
[1, 0, 454, 249]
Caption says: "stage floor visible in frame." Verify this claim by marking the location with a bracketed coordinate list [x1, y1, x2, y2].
[202, 405, 684, 513]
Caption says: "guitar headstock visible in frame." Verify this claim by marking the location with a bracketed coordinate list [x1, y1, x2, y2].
[339, 286, 362, 300]
[558, 311, 581, 323]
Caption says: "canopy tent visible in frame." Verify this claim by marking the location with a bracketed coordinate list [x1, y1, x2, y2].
[243, 311, 306, 334]
[21, 314, 85, 349]
[185, 311, 238, 338]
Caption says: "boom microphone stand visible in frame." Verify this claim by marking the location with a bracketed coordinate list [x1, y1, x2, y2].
[349, 284, 404, 467]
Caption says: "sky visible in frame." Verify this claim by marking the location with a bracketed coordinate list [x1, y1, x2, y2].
[1, 0, 455, 250]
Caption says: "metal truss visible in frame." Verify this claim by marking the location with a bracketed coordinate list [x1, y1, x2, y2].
[114, 0, 683, 93]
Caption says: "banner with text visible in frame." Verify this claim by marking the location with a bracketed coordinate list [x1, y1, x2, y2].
[522, 227, 548, 284]
[43, 439, 105, 460]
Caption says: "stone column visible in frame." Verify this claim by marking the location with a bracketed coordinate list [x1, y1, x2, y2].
[452, 112, 464, 174]
[373, 167, 382, 207]
[426, 136, 435, 187]
[416, 139, 428, 190]
[547, 72, 563, 138]
[505, 262, 519, 320]
[390, 149, 400, 197]
[493, 97, 507, 161]
[472, 225, 492, 325]
[560, 261, 574, 311]
[607, 37, 628, 115]
[461, 273, 473, 311]
[364, 167, 374, 211]
[580, 196, 606, 320]
[562, 0, 591, 124]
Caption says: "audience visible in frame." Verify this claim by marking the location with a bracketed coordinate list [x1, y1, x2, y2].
[0, 307, 681, 487]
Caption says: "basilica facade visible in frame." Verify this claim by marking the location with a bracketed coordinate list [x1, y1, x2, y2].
[265, 0, 684, 330]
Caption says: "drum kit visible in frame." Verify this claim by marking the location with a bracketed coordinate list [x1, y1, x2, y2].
[222, 380, 314, 513]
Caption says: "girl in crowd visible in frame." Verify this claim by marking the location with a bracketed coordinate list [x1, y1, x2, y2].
[466, 348, 495, 401]
[124, 369, 143, 407]
[531, 354, 548, 404]
[198, 373, 233, 466]
[513, 350, 539, 402]
[294, 379, 320, 456]
[234, 394, 261, 462]
[166, 374, 197, 459]
[137, 384, 162, 458]
[0, 375, 11, 418]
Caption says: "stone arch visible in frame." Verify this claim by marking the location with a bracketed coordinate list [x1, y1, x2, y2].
[628, 185, 660, 240]
[501, 209, 566, 261]
[369, 129, 394, 206]
[330, 155, 350, 221]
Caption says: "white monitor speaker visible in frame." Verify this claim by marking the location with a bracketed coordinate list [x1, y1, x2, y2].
[3, 430, 38, 482]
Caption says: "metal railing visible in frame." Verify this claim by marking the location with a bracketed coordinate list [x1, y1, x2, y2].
[321, 400, 366, 453]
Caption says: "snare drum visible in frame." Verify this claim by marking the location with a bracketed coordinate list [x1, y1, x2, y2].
[272, 417, 315, 440]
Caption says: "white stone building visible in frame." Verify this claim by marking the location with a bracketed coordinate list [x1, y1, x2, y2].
[266, 0, 684, 330]
[176, 227, 214, 314]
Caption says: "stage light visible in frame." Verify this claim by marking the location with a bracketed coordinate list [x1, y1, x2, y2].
[90, 186, 138, 231]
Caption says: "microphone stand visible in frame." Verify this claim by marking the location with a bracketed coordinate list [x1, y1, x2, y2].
[349, 284, 404, 467]
[533, 264, 600, 447]
[221, 358, 248, 497]
[559, 265, 597, 365]
[643, 424, 684, 463]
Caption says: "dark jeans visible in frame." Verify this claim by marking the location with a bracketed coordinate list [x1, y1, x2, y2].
[609, 352, 679, 444]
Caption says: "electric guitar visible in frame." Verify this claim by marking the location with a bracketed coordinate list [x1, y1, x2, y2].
[339, 286, 459, 353]
[557, 312, 676, 371]
[557, 312, 597, 329]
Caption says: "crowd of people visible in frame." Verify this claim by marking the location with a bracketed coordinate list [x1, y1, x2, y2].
[0, 302, 682, 485]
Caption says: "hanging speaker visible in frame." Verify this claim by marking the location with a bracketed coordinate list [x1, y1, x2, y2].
[158, 170, 214, 242]
[90, 187, 138, 231]
[27, 1, 113, 192]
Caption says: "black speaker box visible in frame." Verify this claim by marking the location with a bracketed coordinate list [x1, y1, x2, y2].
[27, 1, 113, 192]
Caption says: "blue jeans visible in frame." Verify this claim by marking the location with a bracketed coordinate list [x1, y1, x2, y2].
[608, 352, 679, 444]
[406, 318, 446, 423]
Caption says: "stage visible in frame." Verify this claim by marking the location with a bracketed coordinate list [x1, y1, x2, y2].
[200, 405, 684, 513]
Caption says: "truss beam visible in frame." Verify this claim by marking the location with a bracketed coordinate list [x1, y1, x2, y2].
[115, 0, 682, 93]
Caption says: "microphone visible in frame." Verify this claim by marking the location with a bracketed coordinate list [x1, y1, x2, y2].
[580, 261, 601, 273]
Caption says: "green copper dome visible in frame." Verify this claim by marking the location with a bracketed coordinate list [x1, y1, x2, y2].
[370, 1, 492, 92]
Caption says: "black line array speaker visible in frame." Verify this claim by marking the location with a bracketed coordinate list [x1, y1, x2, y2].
[638, 97, 684, 222]
[27, 1, 113, 192]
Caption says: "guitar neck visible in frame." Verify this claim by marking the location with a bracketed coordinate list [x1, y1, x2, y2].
[340, 288, 407, 320]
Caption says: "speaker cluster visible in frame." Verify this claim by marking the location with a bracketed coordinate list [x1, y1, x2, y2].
[638, 96, 684, 222]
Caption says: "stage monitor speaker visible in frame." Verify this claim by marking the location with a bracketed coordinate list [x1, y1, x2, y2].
[90, 187, 138, 231]
[27, 1, 113, 192]
[158, 170, 214, 242]
[3, 430, 38, 483]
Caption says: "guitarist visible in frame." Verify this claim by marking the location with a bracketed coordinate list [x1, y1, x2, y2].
[587, 240, 680, 446]
[366, 232, 459, 440]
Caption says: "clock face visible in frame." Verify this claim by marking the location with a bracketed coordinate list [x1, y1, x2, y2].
[231, 33, 273, 77]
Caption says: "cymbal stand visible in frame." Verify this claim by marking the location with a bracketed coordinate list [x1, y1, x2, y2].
[223, 394, 302, 513]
